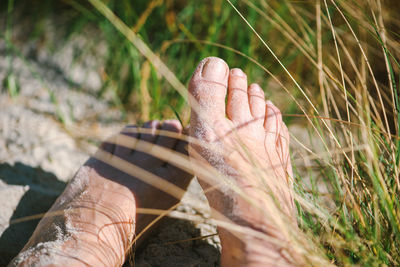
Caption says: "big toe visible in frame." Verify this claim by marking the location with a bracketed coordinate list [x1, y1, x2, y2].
[189, 57, 229, 140]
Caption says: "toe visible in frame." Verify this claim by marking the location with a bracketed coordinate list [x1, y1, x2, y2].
[264, 101, 283, 145]
[156, 119, 183, 149]
[280, 124, 290, 157]
[165, 137, 192, 180]
[227, 68, 252, 124]
[115, 125, 140, 155]
[189, 57, 230, 141]
[132, 120, 163, 167]
[141, 120, 161, 143]
[248, 83, 266, 122]
[280, 124, 293, 176]
[189, 57, 229, 122]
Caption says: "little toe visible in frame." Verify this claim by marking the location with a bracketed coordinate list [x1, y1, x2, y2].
[227, 68, 252, 124]
[280, 124, 290, 157]
[155, 119, 183, 149]
[280, 124, 293, 175]
[248, 83, 266, 123]
[264, 101, 283, 145]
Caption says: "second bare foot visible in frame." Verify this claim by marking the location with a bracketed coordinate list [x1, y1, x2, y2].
[12, 120, 193, 266]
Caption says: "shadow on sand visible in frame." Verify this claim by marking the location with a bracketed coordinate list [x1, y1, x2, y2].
[0, 162, 66, 266]
[0, 163, 220, 266]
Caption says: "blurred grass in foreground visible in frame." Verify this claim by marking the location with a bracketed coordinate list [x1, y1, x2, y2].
[2, 0, 400, 265]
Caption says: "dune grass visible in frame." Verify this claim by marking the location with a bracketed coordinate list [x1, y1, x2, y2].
[3, 0, 400, 265]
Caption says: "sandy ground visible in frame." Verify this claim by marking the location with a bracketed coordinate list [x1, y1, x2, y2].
[0, 29, 220, 266]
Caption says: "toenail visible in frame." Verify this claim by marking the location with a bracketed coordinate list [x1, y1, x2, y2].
[230, 68, 246, 77]
[249, 83, 262, 93]
[202, 58, 228, 80]
[163, 119, 182, 131]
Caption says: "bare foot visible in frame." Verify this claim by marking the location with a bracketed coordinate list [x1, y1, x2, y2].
[11, 120, 192, 266]
[189, 57, 296, 266]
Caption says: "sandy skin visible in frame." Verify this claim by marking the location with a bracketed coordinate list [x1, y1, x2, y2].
[11, 57, 297, 266]
[188, 57, 296, 266]
[11, 120, 192, 266]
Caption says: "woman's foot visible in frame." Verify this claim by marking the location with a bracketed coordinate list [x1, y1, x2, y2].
[12, 120, 193, 266]
[189, 57, 296, 266]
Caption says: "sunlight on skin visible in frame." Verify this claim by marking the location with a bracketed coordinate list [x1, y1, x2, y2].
[11, 120, 193, 266]
[189, 57, 298, 266]
[12, 57, 299, 267]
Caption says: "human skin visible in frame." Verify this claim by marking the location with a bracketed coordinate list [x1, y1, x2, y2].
[11, 57, 297, 267]
[188, 57, 297, 266]
[10, 120, 193, 266]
